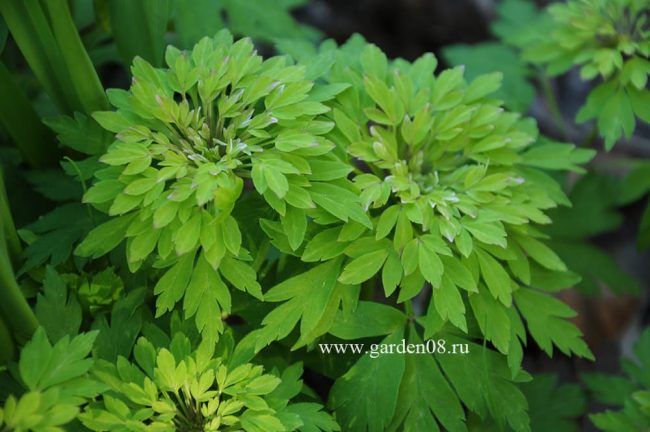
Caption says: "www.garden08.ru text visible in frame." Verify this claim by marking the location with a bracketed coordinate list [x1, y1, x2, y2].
[318, 339, 470, 359]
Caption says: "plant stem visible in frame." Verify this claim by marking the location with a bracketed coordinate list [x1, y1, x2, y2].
[0, 168, 21, 267]
[0, 234, 38, 343]
[0, 168, 38, 343]
[0, 316, 15, 363]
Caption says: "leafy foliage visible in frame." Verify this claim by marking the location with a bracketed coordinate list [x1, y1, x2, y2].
[0, 327, 102, 432]
[545, 173, 640, 296]
[80, 332, 337, 432]
[287, 38, 594, 363]
[520, 0, 650, 149]
[584, 328, 650, 431]
[77, 30, 365, 338]
[443, 43, 534, 113]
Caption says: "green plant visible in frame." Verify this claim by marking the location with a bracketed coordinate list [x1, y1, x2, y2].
[444, 0, 646, 296]
[0, 328, 102, 432]
[2, 2, 648, 432]
[583, 328, 650, 431]
[80, 332, 337, 432]
[523, 0, 650, 149]
[76, 31, 362, 341]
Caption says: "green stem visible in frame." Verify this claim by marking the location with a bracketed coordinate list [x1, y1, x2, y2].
[0, 315, 15, 363]
[0, 168, 21, 267]
[538, 73, 568, 140]
[0, 62, 58, 168]
[0, 235, 38, 343]
[0, 167, 38, 342]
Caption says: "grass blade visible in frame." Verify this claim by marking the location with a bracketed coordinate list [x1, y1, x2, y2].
[42, 0, 108, 113]
[0, 0, 77, 112]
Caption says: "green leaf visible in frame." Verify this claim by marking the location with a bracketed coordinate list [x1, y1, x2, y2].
[281, 206, 307, 250]
[475, 248, 512, 306]
[222, 215, 242, 255]
[286, 403, 341, 432]
[34, 267, 81, 343]
[521, 374, 586, 432]
[550, 240, 640, 296]
[469, 287, 511, 354]
[329, 328, 406, 432]
[464, 220, 507, 248]
[441, 255, 476, 292]
[92, 289, 145, 361]
[0, 62, 57, 167]
[339, 248, 389, 285]
[437, 337, 531, 431]
[617, 162, 650, 206]
[154, 252, 195, 315]
[264, 167, 289, 198]
[174, 212, 201, 255]
[361, 44, 388, 79]
[21, 203, 95, 273]
[42, 0, 109, 113]
[432, 275, 467, 332]
[183, 253, 230, 338]
[75, 213, 135, 259]
[310, 183, 372, 228]
[220, 257, 262, 299]
[515, 235, 566, 272]
[275, 131, 318, 151]
[0, 0, 93, 113]
[19, 327, 98, 391]
[302, 227, 348, 262]
[389, 329, 466, 432]
[520, 139, 596, 173]
[382, 250, 403, 296]
[329, 302, 406, 340]
[256, 259, 342, 350]
[376, 205, 400, 240]
[583, 328, 650, 432]
[515, 288, 593, 360]
[308, 159, 353, 181]
[577, 82, 634, 150]
[418, 237, 444, 287]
